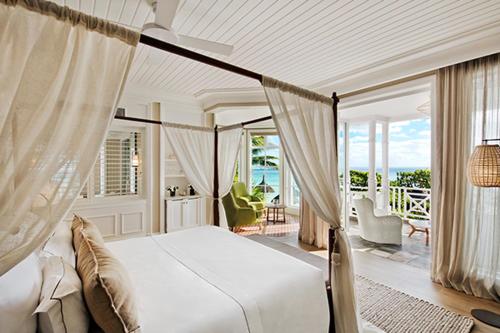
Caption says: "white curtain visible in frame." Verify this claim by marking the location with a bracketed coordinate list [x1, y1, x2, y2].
[299, 196, 329, 249]
[262, 76, 360, 333]
[432, 54, 500, 301]
[162, 123, 242, 227]
[218, 126, 244, 198]
[164, 123, 215, 197]
[218, 126, 244, 227]
[0, 0, 138, 275]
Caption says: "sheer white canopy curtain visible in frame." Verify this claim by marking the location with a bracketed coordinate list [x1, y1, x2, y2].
[432, 54, 500, 301]
[162, 123, 242, 227]
[0, 0, 138, 275]
[299, 196, 329, 249]
[262, 76, 361, 333]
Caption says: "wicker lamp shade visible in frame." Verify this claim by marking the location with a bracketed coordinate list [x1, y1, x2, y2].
[467, 144, 500, 187]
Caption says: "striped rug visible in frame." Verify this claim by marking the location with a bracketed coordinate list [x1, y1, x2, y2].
[357, 276, 474, 333]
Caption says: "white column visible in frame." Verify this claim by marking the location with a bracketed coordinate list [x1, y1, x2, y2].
[368, 120, 377, 203]
[344, 122, 351, 231]
[382, 121, 390, 213]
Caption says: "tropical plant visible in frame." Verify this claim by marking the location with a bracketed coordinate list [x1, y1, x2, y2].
[349, 170, 382, 187]
[252, 155, 279, 168]
[251, 186, 265, 201]
[233, 161, 239, 183]
[252, 135, 265, 147]
[251, 135, 279, 169]
[390, 169, 431, 189]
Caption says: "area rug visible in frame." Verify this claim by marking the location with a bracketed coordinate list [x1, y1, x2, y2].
[357, 276, 474, 333]
[246, 233, 474, 333]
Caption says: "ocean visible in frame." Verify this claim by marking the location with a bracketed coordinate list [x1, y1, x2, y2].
[349, 167, 429, 180]
[251, 166, 429, 202]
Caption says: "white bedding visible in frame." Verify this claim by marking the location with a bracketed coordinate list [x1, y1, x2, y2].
[106, 226, 329, 333]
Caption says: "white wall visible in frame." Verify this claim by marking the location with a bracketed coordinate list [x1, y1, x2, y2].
[66, 89, 207, 240]
[213, 107, 271, 127]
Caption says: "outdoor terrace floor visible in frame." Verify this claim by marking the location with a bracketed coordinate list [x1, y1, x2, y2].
[236, 215, 431, 271]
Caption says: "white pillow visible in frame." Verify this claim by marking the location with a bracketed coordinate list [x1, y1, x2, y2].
[42, 221, 75, 268]
[35, 256, 89, 333]
[0, 253, 42, 333]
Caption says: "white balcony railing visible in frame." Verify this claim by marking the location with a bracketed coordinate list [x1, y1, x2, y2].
[346, 186, 431, 221]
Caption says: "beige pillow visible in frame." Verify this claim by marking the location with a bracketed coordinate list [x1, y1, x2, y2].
[72, 215, 104, 251]
[77, 234, 140, 333]
[35, 256, 89, 333]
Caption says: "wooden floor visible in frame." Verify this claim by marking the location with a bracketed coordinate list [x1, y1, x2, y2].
[262, 225, 500, 333]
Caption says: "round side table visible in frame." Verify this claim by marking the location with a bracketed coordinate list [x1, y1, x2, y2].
[266, 204, 287, 224]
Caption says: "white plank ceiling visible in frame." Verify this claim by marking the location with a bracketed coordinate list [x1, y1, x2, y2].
[52, 0, 500, 96]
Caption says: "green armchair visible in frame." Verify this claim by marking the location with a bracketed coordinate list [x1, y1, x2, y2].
[222, 191, 262, 231]
[231, 182, 265, 217]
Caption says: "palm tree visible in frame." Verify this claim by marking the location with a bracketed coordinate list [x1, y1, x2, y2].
[252, 135, 265, 147]
[252, 155, 279, 168]
[251, 135, 279, 169]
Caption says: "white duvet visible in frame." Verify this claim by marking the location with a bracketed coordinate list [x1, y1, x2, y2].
[106, 226, 329, 333]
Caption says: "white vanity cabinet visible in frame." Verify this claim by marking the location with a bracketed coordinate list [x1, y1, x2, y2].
[165, 196, 206, 232]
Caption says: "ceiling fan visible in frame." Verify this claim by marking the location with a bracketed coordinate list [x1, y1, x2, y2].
[142, 0, 234, 56]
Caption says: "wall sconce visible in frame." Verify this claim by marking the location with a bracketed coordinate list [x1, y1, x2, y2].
[132, 154, 139, 167]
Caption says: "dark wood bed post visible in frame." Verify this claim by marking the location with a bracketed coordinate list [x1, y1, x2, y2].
[328, 92, 340, 285]
[213, 125, 220, 227]
[327, 92, 340, 333]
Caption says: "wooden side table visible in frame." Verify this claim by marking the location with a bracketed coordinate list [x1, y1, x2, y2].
[266, 204, 287, 224]
[408, 219, 431, 245]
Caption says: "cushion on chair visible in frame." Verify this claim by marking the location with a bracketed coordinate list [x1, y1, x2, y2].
[232, 182, 250, 198]
[248, 201, 265, 211]
[231, 182, 265, 211]
[222, 192, 259, 228]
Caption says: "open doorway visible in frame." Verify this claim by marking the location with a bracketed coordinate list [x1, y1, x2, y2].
[338, 77, 434, 270]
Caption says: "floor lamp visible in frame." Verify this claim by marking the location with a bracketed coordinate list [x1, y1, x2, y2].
[467, 138, 500, 329]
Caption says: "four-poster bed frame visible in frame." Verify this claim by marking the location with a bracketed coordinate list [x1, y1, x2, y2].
[117, 33, 340, 326]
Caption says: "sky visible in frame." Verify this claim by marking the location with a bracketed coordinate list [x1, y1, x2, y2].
[250, 119, 431, 170]
[347, 118, 431, 169]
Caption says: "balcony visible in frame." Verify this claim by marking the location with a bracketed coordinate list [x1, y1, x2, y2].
[349, 185, 431, 221]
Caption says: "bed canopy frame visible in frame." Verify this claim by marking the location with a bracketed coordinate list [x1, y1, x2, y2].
[117, 33, 340, 306]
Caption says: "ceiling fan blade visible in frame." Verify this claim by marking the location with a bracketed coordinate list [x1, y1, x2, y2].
[142, 22, 178, 44]
[154, 0, 180, 29]
[177, 35, 234, 56]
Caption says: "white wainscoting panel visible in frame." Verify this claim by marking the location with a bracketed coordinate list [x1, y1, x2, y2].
[87, 214, 117, 238]
[121, 212, 144, 235]
[68, 198, 148, 241]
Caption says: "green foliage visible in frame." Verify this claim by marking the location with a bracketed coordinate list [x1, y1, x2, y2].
[251, 186, 264, 201]
[233, 161, 239, 183]
[251, 135, 265, 147]
[348, 169, 431, 189]
[251, 135, 279, 169]
[390, 169, 431, 188]
[252, 155, 279, 169]
[349, 170, 382, 187]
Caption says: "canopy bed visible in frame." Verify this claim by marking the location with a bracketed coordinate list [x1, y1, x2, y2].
[0, 1, 362, 332]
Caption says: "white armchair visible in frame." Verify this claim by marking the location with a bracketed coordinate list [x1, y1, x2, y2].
[353, 197, 402, 245]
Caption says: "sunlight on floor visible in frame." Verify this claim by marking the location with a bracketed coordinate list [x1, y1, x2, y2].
[236, 215, 432, 271]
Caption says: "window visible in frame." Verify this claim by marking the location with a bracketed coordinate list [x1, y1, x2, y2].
[79, 129, 143, 200]
[250, 134, 280, 203]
